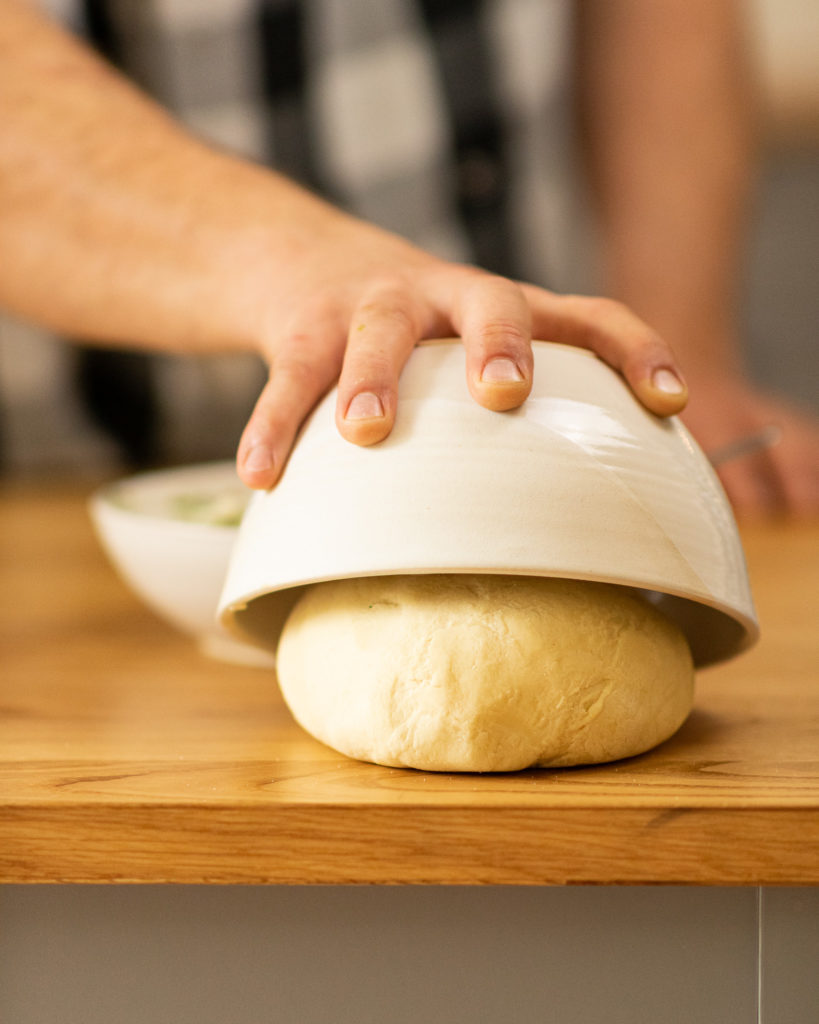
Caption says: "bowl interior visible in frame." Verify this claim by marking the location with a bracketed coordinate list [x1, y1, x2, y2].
[96, 461, 249, 526]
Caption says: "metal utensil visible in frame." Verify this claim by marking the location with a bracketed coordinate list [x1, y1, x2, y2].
[707, 424, 782, 467]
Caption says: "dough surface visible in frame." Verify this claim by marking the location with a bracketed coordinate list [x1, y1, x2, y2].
[276, 574, 694, 772]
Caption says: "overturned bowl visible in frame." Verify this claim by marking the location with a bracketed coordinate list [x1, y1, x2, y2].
[90, 461, 275, 666]
[219, 340, 758, 666]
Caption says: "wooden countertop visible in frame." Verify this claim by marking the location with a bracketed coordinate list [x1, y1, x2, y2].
[1, 481, 818, 885]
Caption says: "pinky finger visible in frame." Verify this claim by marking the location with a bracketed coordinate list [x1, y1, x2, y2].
[519, 286, 689, 417]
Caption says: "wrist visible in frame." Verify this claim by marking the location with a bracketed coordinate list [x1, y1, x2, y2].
[207, 170, 433, 359]
[163, 153, 350, 355]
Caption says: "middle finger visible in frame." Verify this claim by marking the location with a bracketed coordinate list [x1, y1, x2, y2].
[335, 279, 425, 446]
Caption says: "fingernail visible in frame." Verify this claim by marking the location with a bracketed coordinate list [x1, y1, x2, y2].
[244, 443, 274, 473]
[652, 368, 686, 395]
[481, 357, 524, 383]
[345, 392, 384, 420]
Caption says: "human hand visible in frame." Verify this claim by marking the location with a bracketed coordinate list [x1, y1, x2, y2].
[0, 0, 684, 489]
[682, 377, 819, 519]
[236, 218, 688, 489]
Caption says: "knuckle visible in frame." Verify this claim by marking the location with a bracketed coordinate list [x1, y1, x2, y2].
[344, 357, 394, 393]
[627, 332, 671, 376]
[572, 295, 625, 327]
[461, 268, 526, 306]
[569, 296, 667, 363]
[479, 317, 527, 349]
[451, 264, 493, 295]
[384, 303, 418, 335]
[269, 353, 320, 390]
[359, 274, 410, 305]
[473, 270, 520, 292]
[281, 329, 313, 348]
[356, 297, 418, 336]
[244, 405, 286, 445]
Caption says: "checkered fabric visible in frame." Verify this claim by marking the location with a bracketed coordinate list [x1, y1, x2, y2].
[1, 0, 573, 472]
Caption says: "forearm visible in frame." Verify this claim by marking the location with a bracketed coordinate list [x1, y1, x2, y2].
[574, 0, 758, 378]
[0, 1, 693, 493]
[0, 0, 354, 354]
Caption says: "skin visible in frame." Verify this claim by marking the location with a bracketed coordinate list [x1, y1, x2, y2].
[576, 0, 819, 518]
[0, 0, 687, 492]
[4, 1, 814, 519]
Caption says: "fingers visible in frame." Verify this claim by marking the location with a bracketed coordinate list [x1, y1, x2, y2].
[239, 263, 692, 491]
[762, 414, 819, 519]
[448, 274, 534, 412]
[687, 389, 819, 520]
[519, 286, 688, 417]
[335, 280, 428, 446]
[775, 448, 819, 520]
[440, 271, 685, 418]
[237, 314, 344, 489]
[717, 460, 780, 520]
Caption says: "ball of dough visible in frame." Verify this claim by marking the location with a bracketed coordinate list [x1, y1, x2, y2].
[276, 574, 694, 772]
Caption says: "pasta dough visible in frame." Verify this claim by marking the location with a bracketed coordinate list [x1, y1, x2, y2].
[276, 574, 694, 772]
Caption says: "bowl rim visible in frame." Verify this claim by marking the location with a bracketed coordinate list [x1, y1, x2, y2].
[216, 339, 759, 668]
[89, 460, 247, 532]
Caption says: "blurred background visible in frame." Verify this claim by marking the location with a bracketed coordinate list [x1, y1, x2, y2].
[0, 0, 816, 479]
[741, 0, 819, 410]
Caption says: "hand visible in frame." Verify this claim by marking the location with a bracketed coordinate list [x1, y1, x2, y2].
[682, 377, 819, 520]
[237, 219, 688, 489]
[0, 0, 684, 491]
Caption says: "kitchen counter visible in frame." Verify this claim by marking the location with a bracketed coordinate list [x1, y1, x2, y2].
[1, 481, 818, 885]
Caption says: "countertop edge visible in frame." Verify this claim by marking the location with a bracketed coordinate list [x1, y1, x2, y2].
[2, 804, 817, 886]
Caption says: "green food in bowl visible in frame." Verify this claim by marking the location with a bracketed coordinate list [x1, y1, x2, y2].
[168, 491, 248, 527]
[111, 488, 249, 527]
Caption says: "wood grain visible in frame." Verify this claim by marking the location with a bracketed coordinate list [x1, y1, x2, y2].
[1, 481, 818, 884]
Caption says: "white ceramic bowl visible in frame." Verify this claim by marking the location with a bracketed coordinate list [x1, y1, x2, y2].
[89, 461, 274, 666]
[219, 340, 759, 667]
